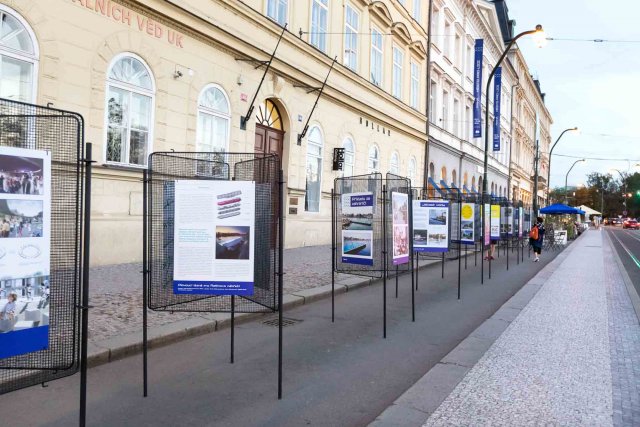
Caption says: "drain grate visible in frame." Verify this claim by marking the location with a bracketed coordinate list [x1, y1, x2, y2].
[262, 317, 302, 328]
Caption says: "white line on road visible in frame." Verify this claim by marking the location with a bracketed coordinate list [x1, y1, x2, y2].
[609, 230, 640, 270]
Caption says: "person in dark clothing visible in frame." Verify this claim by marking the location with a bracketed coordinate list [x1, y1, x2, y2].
[530, 216, 545, 262]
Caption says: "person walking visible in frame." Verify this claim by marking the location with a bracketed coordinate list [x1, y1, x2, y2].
[530, 216, 545, 262]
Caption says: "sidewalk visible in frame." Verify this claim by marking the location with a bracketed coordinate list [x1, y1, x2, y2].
[372, 229, 640, 426]
[87, 244, 445, 365]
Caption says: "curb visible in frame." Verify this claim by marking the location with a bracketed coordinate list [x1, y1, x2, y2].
[87, 257, 449, 368]
[369, 236, 579, 426]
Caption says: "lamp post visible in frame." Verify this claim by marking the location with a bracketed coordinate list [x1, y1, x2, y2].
[547, 127, 578, 205]
[565, 159, 585, 204]
[482, 25, 544, 210]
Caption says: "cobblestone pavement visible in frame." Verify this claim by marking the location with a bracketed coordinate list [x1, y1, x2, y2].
[89, 245, 334, 342]
[425, 231, 622, 426]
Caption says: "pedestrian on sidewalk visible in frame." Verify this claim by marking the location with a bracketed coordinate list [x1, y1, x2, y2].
[529, 216, 545, 262]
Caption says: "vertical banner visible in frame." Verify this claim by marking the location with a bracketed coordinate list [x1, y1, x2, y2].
[173, 180, 256, 295]
[484, 203, 491, 246]
[341, 192, 374, 265]
[0, 147, 51, 359]
[413, 200, 449, 252]
[518, 207, 524, 237]
[473, 39, 484, 138]
[460, 202, 475, 244]
[391, 192, 409, 265]
[492, 66, 502, 151]
[490, 204, 501, 240]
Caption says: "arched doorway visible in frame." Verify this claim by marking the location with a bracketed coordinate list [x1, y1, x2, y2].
[254, 98, 284, 159]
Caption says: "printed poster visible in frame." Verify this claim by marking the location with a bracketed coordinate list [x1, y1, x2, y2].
[341, 192, 374, 265]
[0, 147, 51, 360]
[413, 200, 449, 252]
[173, 180, 255, 295]
[484, 203, 491, 245]
[518, 207, 524, 238]
[506, 206, 514, 237]
[391, 192, 409, 265]
[490, 204, 501, 240]
[460, 203, 475, 244]
[450, 201, 460, 243]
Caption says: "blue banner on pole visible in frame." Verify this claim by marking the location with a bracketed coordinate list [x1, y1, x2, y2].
[473, 39, 484, 138]
[492, 67, 502, 151]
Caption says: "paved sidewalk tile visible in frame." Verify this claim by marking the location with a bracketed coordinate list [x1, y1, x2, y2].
[424, 231, 614, 426]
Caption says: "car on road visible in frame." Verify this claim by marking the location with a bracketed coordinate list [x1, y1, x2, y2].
[623, 219, 640, 230]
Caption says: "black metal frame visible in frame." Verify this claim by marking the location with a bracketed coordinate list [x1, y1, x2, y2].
[142, 151, 285, 398]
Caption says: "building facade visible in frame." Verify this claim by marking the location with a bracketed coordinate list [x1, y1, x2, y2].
[0, 0, 551, 266]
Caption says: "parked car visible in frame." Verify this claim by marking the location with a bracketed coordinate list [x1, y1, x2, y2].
[623, 219, 640, 230]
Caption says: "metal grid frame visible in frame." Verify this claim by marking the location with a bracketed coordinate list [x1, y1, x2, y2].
[385, 173, 412, 275]
[0, 98, 84, 394]
[146, 152, 281, 313]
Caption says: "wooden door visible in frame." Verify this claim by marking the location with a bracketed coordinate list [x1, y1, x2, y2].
[254, 123, 284, 158]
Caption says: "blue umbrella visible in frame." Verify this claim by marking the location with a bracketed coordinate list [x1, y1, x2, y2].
[540, 203, 583, 215]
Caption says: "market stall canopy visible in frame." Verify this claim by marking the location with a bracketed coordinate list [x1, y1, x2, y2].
[540, 203, 584, 215]
[577, 205, 601, 216]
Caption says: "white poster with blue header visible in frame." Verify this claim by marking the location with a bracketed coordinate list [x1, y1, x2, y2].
[0, 147, 51, 360]
[473, 39, 484, 138]
[173, 180, 255, 295]
[492, 66, 502, 151]
[341, 192, 374, 265]
[412, 200, 449, 252]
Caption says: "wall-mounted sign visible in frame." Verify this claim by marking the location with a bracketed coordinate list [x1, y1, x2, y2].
[333, 148, 345, 171]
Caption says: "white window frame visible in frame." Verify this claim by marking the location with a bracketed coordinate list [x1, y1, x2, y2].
[408, 156, 417, 186]
[453, 96, 460, 137]
[413, 0, 422, 22]
[344, 4, 359, 71]
[392, 45, 404, 100]
[196, 83, 231, 153]
[266, 0, 288, 26]
[0, 4, 39, 103]
[442, 89, 449, 131]
[305, 125, 324, 213]
[410, 61, 419, 109]
[310, 0, 328, 52]
[370, 27, 383, 87]
[368, 144, 379, 173]
[443, 20, 452, 59]
[429, 80, 437, 122]
[342, 136, 355, 177]
[103, 52, 156, 167]
[389, 151, 399, 174]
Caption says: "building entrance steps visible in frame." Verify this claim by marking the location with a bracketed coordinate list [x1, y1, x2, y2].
[372, 230, 640, 427]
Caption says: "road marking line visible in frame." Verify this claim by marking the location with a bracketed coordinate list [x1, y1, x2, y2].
[610, 230, 640, 270]
[623, 229, 640, 243]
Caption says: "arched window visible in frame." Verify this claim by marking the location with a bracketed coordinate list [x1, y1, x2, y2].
[0, 6, 38, 103]
[408, 156, 417, 186]
[471, 176, 476, 190]
[389, 151, 399, 174]
[305, 126, 323, 212]
[342, 137, 355, 177]
[429, 162, 435, 179]
[440, 166, 447, 182]
[478, 176, 483, 192]
[105, 53, 155, 166]
[451, 169, 457, 186]
[196, 84, 230, 152]
[463, 172, 468, 188]
[368, 145, 379, 173]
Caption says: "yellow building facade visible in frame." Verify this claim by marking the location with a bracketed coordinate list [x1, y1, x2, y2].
[3, 0, 434, 265]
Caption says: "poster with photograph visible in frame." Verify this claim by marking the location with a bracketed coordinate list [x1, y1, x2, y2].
[413, 200, 449, 252]
[391, 192, 409, 265]
[484, 204, 491, 245]
[173, 180, 255, 295]
[460, 203, 475, 244]
[518, 207, 524, 238]
[450, 202, 460, 243]
[0, 147, 51, 360]
[341, 192, 374, 265]
[490, 204, 501, 240]
[506, 206, 514, 236]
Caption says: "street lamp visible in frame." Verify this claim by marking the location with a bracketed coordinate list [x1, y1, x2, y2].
[482, 25, 544, 211]
[565, 159, 585, 204]
[546, 127, 578, 204]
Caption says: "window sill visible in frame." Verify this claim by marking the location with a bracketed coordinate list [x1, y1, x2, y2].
[100, 162, 147, 174]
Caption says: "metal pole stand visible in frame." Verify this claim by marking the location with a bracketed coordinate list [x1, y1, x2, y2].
[142, 169, 149, 398]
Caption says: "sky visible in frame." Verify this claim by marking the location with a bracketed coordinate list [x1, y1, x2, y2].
[506, 0, 640, 189]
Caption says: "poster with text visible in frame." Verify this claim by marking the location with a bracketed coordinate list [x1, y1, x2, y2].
[518, 207, 524, 238]
[391, 192, 409, 265]
[500, 206, 507, 236]
[460, 203, 475, 244]
[506, 206, 514, 236]
[173, 180, 255, 295]
[484, 204, 491, 245]
[450, 201, 460, 243]
[413, 200, 449, 252]
[341, 192, 374, 265]
[490, 204, 501, 240]
[0, 147, 51, 360]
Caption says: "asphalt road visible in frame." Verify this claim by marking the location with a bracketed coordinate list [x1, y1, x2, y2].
[606, 226, 640, 297]
[1, 243, 558, 427]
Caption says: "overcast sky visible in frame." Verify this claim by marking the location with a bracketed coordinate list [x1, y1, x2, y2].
[506, 0, 640, 190]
